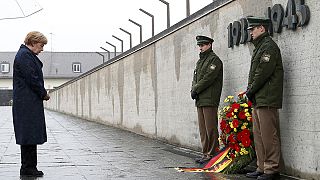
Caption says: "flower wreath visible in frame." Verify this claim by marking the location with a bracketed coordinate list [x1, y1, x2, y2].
[218, 93, 255, 174]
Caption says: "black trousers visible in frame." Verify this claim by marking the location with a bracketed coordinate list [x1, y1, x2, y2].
[20, 145, 37, 170]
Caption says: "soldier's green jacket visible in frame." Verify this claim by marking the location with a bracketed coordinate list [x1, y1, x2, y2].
[248, 32, 284, 108]
[192, 49, 223, 107]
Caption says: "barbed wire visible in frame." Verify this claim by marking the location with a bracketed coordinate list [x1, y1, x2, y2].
[0, 0, 43, 21]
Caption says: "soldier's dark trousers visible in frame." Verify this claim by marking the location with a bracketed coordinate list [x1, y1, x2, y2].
[253, 107, 281, 174]
[20, 145, 37, 170]
[197, 106, 219, 156]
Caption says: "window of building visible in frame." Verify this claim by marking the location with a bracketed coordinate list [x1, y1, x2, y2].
[0, 63, 10, 73]
[72, 63, 81, 73]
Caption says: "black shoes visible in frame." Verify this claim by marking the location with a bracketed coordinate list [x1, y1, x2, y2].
[246, 171, 264, 178]
[195, 156, 211, 164]
[20, 168, 44, 177]
[257, 173, 280, 180]
[246, 171, 280, 180]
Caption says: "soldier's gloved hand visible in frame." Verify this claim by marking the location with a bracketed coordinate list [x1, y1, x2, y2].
[191, 91, 198, 100]
[246, 90, 255, 104]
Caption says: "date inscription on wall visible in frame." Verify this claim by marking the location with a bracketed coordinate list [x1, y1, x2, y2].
[227, 0, 310, 48]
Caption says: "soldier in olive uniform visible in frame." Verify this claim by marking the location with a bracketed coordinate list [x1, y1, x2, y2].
[245, 17, 284, 180]
[191, 35, 223, 164]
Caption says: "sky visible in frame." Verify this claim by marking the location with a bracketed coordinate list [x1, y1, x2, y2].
[0, 0, 213, 52]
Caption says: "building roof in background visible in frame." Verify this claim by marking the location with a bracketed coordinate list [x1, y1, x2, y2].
[0, 51, 119, 78]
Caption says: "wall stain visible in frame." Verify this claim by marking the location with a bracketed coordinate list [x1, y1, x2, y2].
[134, 52, 142, 115]
[173, 34, 183, 81]
[57, 91, 61, 111]
[75, 82, 78, 115]
[80, 79, 85, 117]
[118, 61, 124, 124]
[88, 76, 92, 118]
[169, 135, 181, 145]
[112, 94, 115, 117]
[133, 124, 143, 134]
[96, 70, 100, 103]
[104, 67, 111, 96]
[209, 12, 219, 39]
[238, 0, 272, 17]
[150, 44, 158, 136]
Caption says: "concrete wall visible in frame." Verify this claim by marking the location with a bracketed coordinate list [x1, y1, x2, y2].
[0, 79, 12, 89]
[0, 78, 71, 90]
[0, 90, 12, 106]
[44, 78, 72, 90]
[45, 0, 320, 178]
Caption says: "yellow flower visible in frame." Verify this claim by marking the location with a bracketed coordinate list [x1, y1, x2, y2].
[240, 152, 243, 155]
[230, 122, 234, 128]
[244, 108, 249, 112]
[245, 112, 251, 117]
[234, 128, 237, 132]
[228, 96, 234, 99]
[234, 109, 238, 112]
[241, 103, 248, 107]
[241, 125, 246, 130]
[243, 123, 248, 126]
[233, 115, 237, 118]
[224, 98, 229, 102]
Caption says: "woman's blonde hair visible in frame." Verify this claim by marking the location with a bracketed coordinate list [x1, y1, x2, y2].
[24, 31, 48, 45]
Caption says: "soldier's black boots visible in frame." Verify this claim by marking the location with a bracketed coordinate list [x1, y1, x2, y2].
[257, 173, 280, 180]
[195, 156, 211, 164]
[246, 171, 280, 180]
[20, 168, 44, 177]
[246, 171, 264, 178]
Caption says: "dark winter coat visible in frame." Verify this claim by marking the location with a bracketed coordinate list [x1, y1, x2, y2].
[247, 32, 284, 108]
[12, 44, 47, 145]
[192, 49, 223, 107]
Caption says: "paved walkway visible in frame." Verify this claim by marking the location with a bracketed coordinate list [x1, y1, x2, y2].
[0, 107, 299, 180]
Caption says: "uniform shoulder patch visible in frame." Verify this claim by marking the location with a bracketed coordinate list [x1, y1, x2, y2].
[210, 64, 216, 70]
[260, 53, 271, 63]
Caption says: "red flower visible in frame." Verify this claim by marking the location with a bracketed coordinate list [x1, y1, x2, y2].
[237, 129, 250, 141]
[228, 134, 237, 143]
[239, 111, 246, 120]
[230, 143, 241, 152]
[231, 103, 240, 110]
[220, 120, 227, 130]
[232, 119, 239, 128]
[247, 101, 252, 107]
[241, 137, 251, 147]
[225, 125, 232, 134]
[237, 132, 244, 142]
[241, 129, 250, 137]
[234, 144, 241, 152]
[226, 112, 233, 118]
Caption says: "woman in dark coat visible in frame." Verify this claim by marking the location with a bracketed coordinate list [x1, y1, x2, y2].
[12, 31, 50, 177]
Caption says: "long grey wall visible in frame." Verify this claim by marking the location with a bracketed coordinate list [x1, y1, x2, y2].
[45, 0, 320, 179]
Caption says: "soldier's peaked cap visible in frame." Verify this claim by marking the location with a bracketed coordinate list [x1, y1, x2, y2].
[246, 16, 271, 30]
[196, 35, 214, 45]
